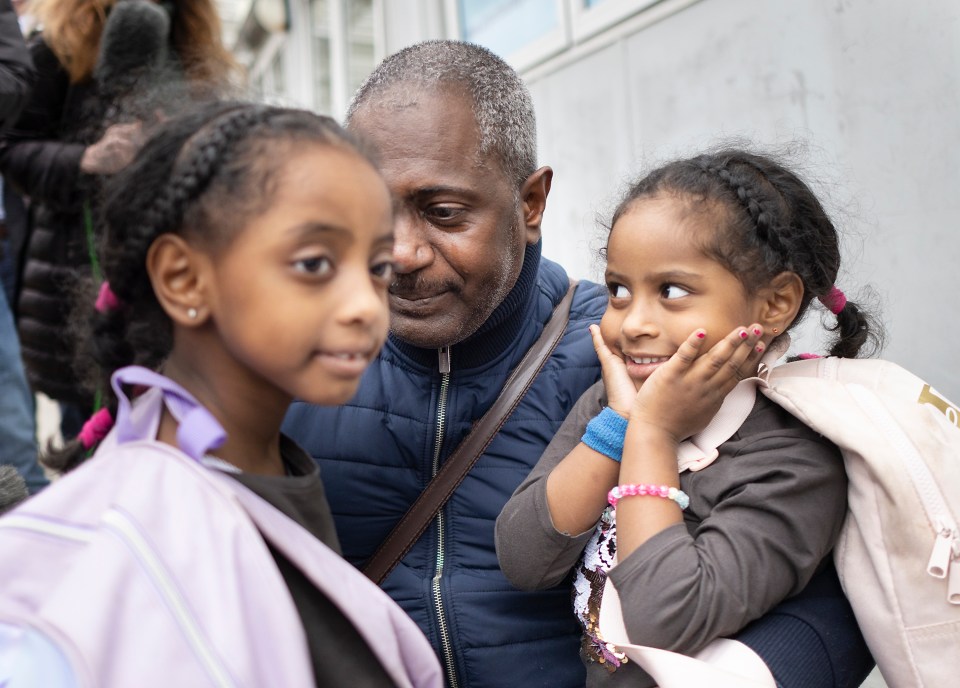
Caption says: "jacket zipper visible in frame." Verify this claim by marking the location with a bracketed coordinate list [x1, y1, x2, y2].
[846, 382, 960, 604]
[431, 345, 459, 687]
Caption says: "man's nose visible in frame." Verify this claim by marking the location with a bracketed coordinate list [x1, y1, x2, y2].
[392, 209, 434, 274]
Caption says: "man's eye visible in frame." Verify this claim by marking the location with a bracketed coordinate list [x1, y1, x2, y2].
[608, 283, 630, 299]
[293, 256, 333, 275]
[661, 284, 690, 299]
[424, 205, 463, 222]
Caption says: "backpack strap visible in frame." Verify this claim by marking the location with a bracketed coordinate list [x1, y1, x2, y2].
[110, 366, 226, 461]
[362, 281, 579, 585]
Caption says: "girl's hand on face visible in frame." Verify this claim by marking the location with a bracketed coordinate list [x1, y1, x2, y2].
[589, 324, 637, 417]
[629, 324, 766, 444]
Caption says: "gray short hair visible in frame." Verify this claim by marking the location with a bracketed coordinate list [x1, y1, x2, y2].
[346, 40, 537, 188]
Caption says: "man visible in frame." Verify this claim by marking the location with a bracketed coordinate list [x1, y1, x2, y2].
[284, 40, 873, 688]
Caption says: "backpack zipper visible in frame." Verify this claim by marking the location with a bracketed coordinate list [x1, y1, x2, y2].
[100, 509, 238, 687]
[431, 346, 459, 687]
[846, 384, 960, 604]
[0, 514, 93, 543]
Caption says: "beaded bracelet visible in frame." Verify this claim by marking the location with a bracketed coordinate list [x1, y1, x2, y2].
[581, 407, 629, 462]
[607, 483, 691, 510]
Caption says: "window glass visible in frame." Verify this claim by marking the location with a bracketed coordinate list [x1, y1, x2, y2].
[458, 0, 559, 58]
[310, 0, 332, 115]
[346, 0, 375, 95]
[270, 50, 285, 96]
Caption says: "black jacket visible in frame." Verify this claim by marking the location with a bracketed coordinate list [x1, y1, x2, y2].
[0, 0, 34, 128]
[0, 1, 177, 407]
[0, 36, 100, 407]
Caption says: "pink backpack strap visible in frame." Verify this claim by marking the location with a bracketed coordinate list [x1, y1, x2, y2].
[110, 366, 226, 461]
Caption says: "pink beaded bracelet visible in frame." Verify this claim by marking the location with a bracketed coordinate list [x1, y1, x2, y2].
[607, 483, 690, 510]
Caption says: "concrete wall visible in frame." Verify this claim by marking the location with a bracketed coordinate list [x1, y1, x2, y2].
[524, 0, 959, 401]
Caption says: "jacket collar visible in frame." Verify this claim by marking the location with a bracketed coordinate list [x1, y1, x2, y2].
[388, 241, 542, 371]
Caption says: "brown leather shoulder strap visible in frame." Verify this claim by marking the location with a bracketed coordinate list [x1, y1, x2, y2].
[362, 281, 579, 584]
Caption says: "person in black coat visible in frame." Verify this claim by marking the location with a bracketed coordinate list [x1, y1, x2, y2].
[0, 0, 236, 439]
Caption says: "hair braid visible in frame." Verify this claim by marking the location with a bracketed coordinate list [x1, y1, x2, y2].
[109, 106, 274, 304]
[704, 161, 792, 273]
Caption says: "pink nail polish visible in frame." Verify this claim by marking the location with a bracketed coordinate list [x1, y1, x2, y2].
[756, 345, 764, 353]
[739, 330, 748, 339]
[696, 331, 706, 339]
[753, 327, 762, 336]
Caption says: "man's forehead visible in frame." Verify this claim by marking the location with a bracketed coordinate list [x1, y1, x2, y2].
[350, 81, 473, 124]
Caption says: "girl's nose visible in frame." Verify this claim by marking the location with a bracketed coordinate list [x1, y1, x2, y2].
[392, 210, 434, 275]
[341, 272, 388, 330]
[620, 303, 659, 339]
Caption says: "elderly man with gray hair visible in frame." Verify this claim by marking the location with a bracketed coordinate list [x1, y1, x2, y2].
[284, 40, 874, 688]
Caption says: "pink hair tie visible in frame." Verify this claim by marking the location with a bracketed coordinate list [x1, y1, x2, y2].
[818, 285, 847, 315]
[95, 281, 121, 313]
[798, 353, 822, 360]
[78, 408, 114, 449]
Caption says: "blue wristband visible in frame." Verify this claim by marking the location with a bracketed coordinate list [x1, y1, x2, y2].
[581, 407, 628, 462]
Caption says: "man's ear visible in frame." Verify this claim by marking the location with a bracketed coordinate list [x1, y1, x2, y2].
[145, 233, 210, 326]
[520, 165, 552, 245]
[758, 271, 804, 333]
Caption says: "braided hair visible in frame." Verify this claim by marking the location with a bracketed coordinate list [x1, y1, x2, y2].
[610, 149, 880, 360]
[46, 101, 376, 472]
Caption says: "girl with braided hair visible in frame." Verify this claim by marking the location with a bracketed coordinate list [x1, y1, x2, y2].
[0, 101, 442, 688]
[497, 149, 879, 687]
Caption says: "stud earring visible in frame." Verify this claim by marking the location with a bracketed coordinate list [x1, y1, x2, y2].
[772, 327, 780, 334]
[187, 307, 198, 320]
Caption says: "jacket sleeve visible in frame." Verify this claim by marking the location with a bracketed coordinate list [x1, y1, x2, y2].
[0, 0, 34, 128]
[496, 380, 607, 590]
[0, 37, 87, 208]
[608, 429, 847, 655]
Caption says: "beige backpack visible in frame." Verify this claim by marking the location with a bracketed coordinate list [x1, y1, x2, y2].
[759, 357, 960, 687]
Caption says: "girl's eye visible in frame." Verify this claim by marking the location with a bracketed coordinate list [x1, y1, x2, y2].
[608, 283, 630, 299]
[661, 284, 690, 299]
[293, 255, 333, 276]
[371, 259, 395, 284]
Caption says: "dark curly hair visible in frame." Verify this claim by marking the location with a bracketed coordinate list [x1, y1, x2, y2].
[609, 148, 881, 360]
[46, 100, 377, 472]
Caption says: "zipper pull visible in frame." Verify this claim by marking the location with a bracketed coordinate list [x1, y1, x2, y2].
[949, 545, 960, 605]
[927, 521, 955, 578]
[438, 346, 451, 375]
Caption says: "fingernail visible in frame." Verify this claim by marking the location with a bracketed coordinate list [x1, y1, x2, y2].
[696, 331, 706, 339]
[739, 330, 748, 339]
[753, 327, 762, 336]
[756, 344, 765, 353]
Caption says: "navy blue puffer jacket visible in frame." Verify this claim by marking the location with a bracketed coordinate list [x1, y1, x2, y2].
[284, 246, 607, 688]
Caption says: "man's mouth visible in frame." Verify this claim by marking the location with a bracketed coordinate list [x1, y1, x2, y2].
[390, 291, 445, 302]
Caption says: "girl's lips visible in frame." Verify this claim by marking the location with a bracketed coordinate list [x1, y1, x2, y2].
[315, 351, 372, 377]
[626, 355, 671, 365]
[623, 355, 670, 381]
